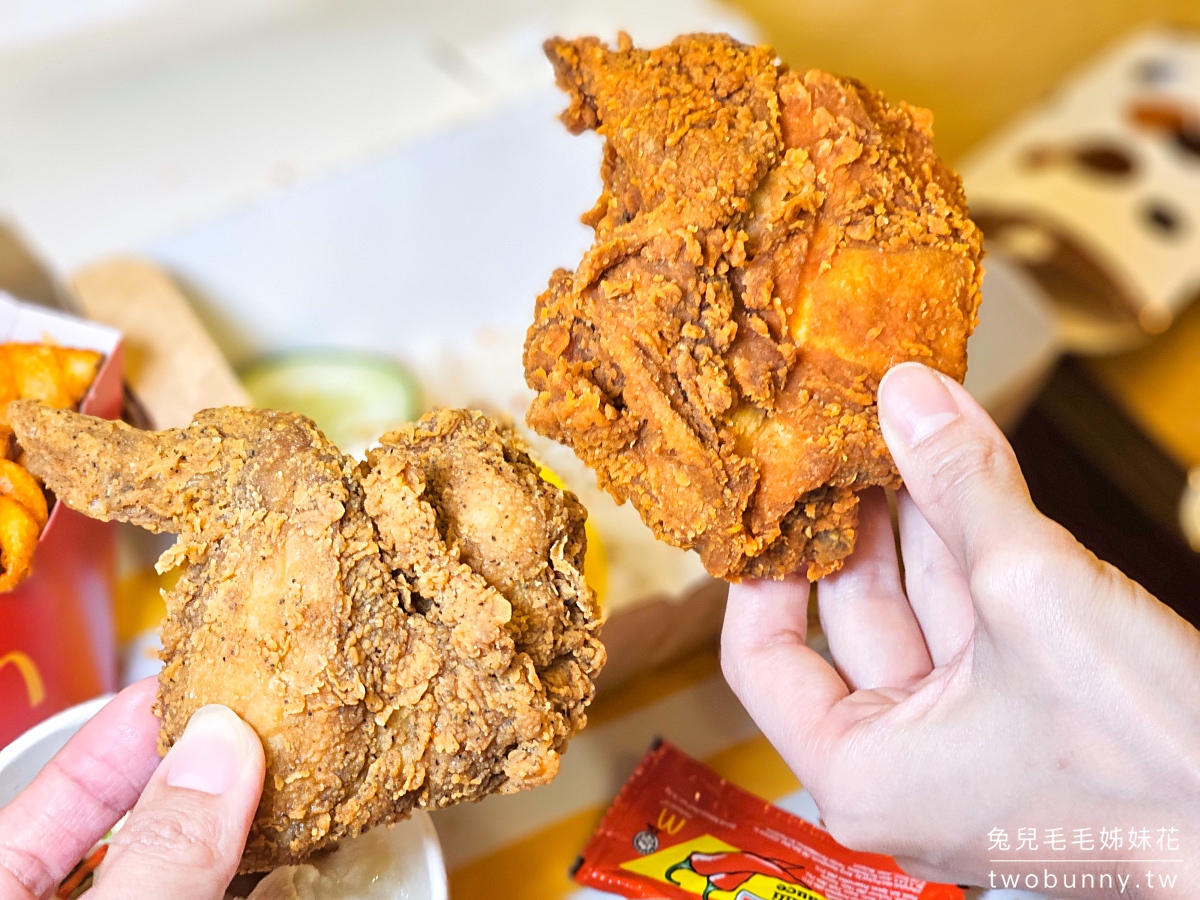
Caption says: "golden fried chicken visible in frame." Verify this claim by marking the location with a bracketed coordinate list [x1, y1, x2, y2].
[9, 401, 603, 871]
[524, 33, 983, 581]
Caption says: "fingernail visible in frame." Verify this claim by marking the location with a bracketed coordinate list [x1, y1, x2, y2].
[879, 364, 960, 447]
[165, 705, 249, 795]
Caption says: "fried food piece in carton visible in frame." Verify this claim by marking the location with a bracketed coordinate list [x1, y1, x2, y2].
[0, 342, 104, 590]
[0, 343, 103, 415]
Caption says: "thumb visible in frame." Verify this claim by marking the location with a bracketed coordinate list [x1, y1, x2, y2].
[877, 362, 1052, 577]
[90, 705, 265, 900]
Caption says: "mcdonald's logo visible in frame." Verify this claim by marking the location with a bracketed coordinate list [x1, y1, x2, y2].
[0, 651, 45, 707]
[657, 808, 687, 836]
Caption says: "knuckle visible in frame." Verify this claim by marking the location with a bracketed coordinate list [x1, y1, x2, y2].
[820, 809, 863, 850]
[920, 431, 1006, 507]
[719, 604, 766, 695]
[718, 632, 747, 694]
[809, 765, 886, 854]
[719, 618, 804, 700]
[110, 802, 227, 873]
[969, 543, 1037, 597]
[820, 804, 888, 856]
[45, 751, 134, 822]
[969, 526, 1084, 635]
[1090, 555, 1138, 600]
[0, 843, 55, 897]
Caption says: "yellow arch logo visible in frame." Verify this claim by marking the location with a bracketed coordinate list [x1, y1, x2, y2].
[657, 808, 687, 836]
[0, 651, 45, 707]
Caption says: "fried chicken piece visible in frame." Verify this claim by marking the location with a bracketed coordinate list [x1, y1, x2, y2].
[9, 401, 602, 871]
[524, 34, 983, 580]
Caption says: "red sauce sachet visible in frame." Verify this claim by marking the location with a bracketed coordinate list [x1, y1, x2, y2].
[573, 740, 964, 900]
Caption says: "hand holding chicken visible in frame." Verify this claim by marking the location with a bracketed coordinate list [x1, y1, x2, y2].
[9, 401, 603, 871]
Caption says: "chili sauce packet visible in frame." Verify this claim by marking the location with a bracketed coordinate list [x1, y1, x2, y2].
[573, 740, 963, 900]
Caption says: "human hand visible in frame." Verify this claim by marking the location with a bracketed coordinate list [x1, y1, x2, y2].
[722, 362, 1200, 896]
[0, 679, 265, 900]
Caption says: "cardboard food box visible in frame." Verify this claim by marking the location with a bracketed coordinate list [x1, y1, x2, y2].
[961, 27, 1200, 354]
[0, 294, 123, 749]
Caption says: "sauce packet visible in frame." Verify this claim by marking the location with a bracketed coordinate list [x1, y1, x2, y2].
[573, 740, 963, 900]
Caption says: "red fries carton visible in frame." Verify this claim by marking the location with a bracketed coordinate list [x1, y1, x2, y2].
[575, 741, 963, 900]
[0, 293, 123, 748]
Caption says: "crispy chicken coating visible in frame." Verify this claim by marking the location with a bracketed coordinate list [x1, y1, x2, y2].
[524, 33, 983, 580]
[9, 402, 603, 871]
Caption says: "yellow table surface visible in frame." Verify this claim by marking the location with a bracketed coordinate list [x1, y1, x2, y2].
[727, 0, 1200, 164]
[1087, 298, 1200, 470]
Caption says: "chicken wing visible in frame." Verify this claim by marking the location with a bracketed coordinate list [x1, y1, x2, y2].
[524, 33, 983, 580]
[9, 401, 603, 871]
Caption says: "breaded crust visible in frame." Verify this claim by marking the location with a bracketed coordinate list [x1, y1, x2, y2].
[524, 33, 982, 580]
[10, 401, 603, 870]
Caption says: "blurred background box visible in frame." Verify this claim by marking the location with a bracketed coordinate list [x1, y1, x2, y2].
[944, 24, 1200, 618]
[962, 28, 1200, 351]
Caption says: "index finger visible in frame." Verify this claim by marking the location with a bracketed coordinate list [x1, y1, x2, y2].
[0, 678, 161, 899]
